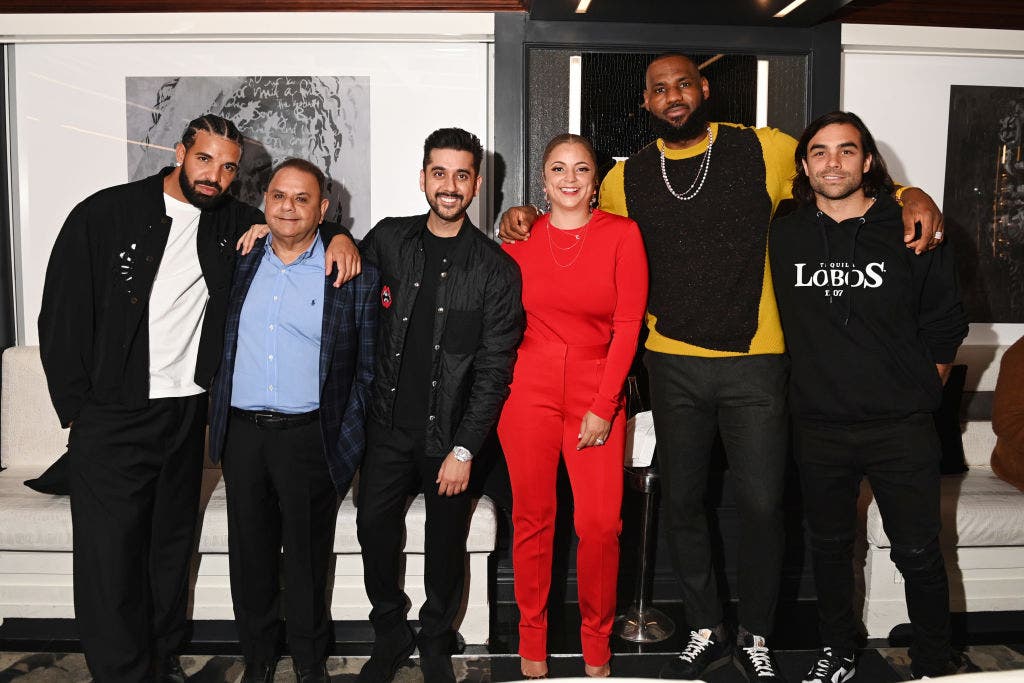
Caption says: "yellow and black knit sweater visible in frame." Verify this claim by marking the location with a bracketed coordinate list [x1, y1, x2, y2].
[599, 122, 796, 357]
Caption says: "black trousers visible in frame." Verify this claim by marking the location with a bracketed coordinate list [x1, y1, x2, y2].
[645, 352, 789, 635]
[356, 420, 474, 655]
[795, 414, 951, 675]
[221, 414, 339, 667]
[68, 393, 207, 683]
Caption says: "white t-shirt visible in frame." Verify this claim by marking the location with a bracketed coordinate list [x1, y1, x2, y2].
[148, 193, 209, 398]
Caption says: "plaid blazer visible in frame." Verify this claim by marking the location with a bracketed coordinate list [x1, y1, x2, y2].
[208, 230, 380, 495]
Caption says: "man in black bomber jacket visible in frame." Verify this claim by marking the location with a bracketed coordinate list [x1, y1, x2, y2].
[37, 115, 357, 683]
[769, 112, 969, 683]
[354, 128, 523, 683]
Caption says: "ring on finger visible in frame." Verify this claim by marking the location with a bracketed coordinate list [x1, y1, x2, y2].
[934, 231, 944, 240]
[595, 438, 605, 445]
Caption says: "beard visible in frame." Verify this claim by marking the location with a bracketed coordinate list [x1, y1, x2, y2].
[426, 191, 472, 223]
[178, 167, 227, 210]
[648, 101, 711, 144]
[810, 174, 864, 201]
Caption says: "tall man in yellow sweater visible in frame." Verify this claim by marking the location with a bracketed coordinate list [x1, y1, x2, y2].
[500, 53, 944, 682]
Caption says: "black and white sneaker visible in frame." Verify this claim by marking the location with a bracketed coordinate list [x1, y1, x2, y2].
[803, 647, 856, 683]
[734, 633, 786, 681]
[660, 628, 733, 679]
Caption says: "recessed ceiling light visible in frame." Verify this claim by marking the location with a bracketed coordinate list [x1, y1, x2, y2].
[774, 0, 809, 17]
[576, 0, 593, 13]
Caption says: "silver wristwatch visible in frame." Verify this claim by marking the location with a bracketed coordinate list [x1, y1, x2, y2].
[452, 445, 473, 462]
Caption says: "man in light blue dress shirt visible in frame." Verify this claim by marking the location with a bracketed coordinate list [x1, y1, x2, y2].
[207, 158, 379, 683]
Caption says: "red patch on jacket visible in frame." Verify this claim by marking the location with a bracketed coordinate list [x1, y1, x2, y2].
[381, 285, 392, 309]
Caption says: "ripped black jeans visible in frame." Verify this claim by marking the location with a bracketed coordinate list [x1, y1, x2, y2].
[794, 413, 951, 675]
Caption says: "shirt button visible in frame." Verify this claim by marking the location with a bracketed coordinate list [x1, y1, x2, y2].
[130, 296, 139, 304]
[269, 385, 274, 391]
[268, 354, 274, 361]
[269, 324, 275, 331]
[414, 282, 420, 287]
[434, 344, 440, 351]
[145, 255, 154, 263]
[428, 415, 436, 421]
[402, 317, 409, 322]
[395, 352, 401, 357]
[390, 387, 396, 392]
[273, 296, 279, 301]
[431, 380, 438, 387]
[280, 269, 286, 274]
[441, 272, 448, 278]
[437, 307, 444, 312]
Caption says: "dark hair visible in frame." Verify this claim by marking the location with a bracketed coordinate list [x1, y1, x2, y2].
[541, 133, 598, 168]
[648, 52, 698, 71]
[180, 114, 245, 151]
[792, 110, 894, 205]
[268, 157, 327, 198]
[422, 127, 483, 174]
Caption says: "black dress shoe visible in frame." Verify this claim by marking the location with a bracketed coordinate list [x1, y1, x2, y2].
[241, 658, 279, 683]
[420, 655, 457, 683]
[357, 625, 416, 683]
[156, 655, 187, 683]
[293, 660, 329, 683]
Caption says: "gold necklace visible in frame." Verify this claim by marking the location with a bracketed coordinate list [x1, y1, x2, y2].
[546, 219, 590, 268]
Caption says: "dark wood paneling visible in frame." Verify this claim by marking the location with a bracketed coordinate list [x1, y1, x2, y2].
[0, 0, 528, 12]
[834, 0, 1024, 30]
[528, 0, 856, 28]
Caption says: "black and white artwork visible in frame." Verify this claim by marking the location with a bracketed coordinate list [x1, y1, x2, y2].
[126, 75, 370, 232]
[943, 84, 1024, 323]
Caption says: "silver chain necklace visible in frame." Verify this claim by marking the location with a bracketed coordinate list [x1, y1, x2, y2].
[659, 126, 714, 201]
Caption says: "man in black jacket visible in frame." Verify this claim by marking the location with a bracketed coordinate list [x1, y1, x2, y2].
[37, 115, 359, 683]
[769, 111, 969, 683]
[355, 128, 523, 683]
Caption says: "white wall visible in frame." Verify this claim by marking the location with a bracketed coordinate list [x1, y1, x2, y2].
[2, 13, 495, 345]
[841, 24, 1024, 346]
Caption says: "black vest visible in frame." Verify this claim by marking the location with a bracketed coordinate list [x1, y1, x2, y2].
[624, 125, 772, 352]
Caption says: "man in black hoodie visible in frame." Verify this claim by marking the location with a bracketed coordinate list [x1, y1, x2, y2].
[769, 111, 968, 683]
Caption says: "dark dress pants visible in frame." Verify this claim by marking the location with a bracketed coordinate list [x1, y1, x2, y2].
[221, 414, 339, 668]
[795, 414, 950, 674]
[645, 352, 789, 635]
[68, 394, 207, 683]
[356, 420, 474, 655]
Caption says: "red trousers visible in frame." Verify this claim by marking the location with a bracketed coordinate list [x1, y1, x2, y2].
[497, 340, 624, 667]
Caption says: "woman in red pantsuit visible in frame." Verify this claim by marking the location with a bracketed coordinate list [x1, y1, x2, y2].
[498, 134, 649, 678]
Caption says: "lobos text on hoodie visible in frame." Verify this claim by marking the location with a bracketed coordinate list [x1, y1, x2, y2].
[769, 193, 968, 422]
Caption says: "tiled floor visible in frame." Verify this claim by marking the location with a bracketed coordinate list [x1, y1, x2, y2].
[1, 645, 1023, 682]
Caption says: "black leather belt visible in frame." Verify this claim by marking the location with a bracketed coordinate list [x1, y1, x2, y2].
[231, 407, 320, 429]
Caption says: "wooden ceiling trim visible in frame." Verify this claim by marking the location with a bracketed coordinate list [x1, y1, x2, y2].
[0, 0, 528, 12]
[834, 0, 1024, 31]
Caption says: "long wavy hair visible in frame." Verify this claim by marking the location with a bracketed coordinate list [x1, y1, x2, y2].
[791, 111, 894, 205]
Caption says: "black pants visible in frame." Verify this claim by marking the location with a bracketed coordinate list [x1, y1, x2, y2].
[221, 414, 339, 667]
[795, 414, 950, 674]
[645, 352, 789, 635]
[356, 421, 474, 655]
[68, 394, 207, 683]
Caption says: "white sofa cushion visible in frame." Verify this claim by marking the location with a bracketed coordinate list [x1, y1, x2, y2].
[866, 467, 1024, 548]
[0, 465, 497, 555]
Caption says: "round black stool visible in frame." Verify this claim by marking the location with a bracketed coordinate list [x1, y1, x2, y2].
[614, 463, 675, 643]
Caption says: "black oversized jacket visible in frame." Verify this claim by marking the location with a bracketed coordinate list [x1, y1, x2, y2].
[38, 168, 263, 427]
[359, 214, 523, 458]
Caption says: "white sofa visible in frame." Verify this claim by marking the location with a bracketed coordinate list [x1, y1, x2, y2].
[0, 345, 497, 643]
[860, 343, 1024, 638]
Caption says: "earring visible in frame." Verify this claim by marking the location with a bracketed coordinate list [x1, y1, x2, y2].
[543, 192, 551, 213]
[590, 192, 598, 211]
